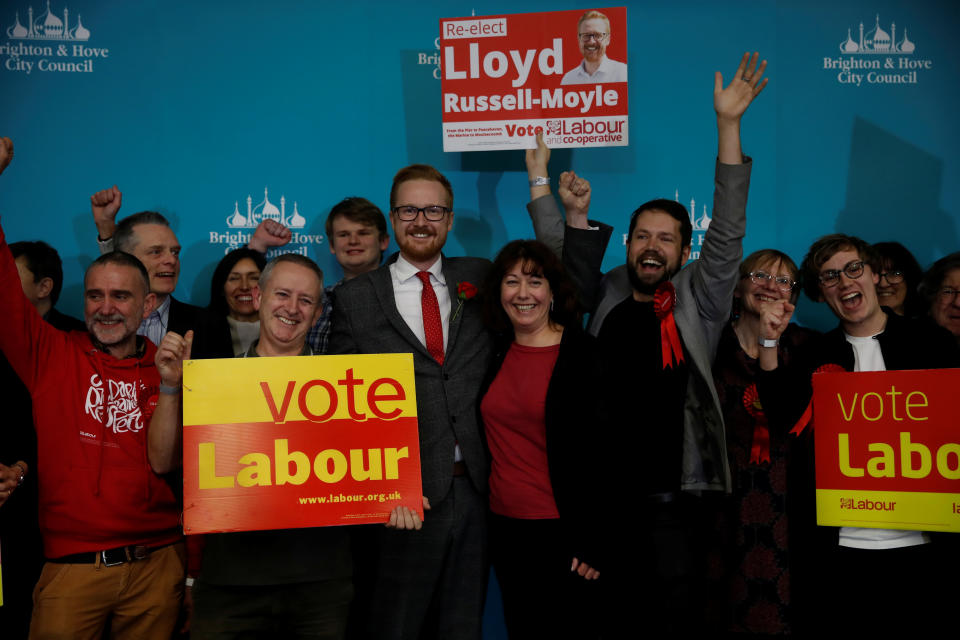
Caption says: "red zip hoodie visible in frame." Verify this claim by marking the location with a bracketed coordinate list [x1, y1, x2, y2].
[0, 227, 180, 558]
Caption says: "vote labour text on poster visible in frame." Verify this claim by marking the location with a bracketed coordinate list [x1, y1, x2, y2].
[182, 354, 423, 535]
[813, 369, 960, 533]
[440, 7, 628, 151]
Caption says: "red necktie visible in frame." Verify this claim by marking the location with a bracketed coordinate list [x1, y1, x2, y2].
[416, 271, 445, 364]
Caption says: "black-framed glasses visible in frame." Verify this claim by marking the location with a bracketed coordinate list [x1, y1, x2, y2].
[392, 205, 450, 222]
[819, 260, 864, 287]
[747, 271, 796, 292]
[937, 288, 960, 303]
[878, 269, 905, 284]
[578, 32, 608, 42]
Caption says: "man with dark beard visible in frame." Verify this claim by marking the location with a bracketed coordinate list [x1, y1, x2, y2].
[528, 52, 768, 634]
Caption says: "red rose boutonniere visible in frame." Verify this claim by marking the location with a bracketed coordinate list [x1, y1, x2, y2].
[452, 282, 478, 321]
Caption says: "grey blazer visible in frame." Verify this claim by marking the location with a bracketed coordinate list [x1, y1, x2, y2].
[529, 159, 753, 493]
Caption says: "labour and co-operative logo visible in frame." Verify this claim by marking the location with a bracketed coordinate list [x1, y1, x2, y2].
[622, 189, 711, 263]
[2, 2, 108, 74]
[210, 187, 324, 257]
[823, 13, 931, 86]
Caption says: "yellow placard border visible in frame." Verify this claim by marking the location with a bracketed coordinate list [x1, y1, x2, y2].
[816, 488, 960, 532]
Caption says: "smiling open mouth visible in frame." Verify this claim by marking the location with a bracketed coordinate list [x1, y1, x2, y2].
[840, 291, 862, 307]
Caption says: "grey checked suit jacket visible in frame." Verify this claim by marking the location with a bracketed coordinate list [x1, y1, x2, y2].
[328, 256, 492, 506]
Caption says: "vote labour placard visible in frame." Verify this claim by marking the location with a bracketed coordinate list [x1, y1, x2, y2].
[813, 369, 960, 533]
[182, 354, 423, 535]
[440, 8, 628, 151]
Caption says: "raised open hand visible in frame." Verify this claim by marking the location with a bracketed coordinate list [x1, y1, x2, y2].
[714, 52, 768, 123]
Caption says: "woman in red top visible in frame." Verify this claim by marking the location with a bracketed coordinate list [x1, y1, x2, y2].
[479, 239, 604, 639]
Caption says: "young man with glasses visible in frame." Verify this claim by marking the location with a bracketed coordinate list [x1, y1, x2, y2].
[561, 10, 627, 85]
[328, 164, 603, 639]
[755, 233, 959, 636]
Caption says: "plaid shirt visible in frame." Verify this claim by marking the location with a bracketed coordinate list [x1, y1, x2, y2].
[306, 281, 340, 354]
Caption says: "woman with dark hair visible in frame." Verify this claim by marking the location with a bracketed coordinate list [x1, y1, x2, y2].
[708, 248, 818, 635]
[871, 241, 923, 317]
[208, 248, 267, 355]
[919, 251, 960, 343]
[478, 239, 602, 639]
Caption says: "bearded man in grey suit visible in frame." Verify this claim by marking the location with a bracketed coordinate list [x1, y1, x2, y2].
[329, 164, 605, 639]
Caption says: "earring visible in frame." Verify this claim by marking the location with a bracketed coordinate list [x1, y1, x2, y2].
[550, 298, 554, 311]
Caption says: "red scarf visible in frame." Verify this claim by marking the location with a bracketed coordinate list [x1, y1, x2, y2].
[653, 282, 684, 369]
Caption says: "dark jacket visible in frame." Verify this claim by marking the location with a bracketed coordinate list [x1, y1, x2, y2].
[480, 327, 607, 569]
[168, 296, 233, 360]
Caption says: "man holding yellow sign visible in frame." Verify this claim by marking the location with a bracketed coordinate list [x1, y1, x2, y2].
[150, 254, 423, 638]
[756, 233, 959, 635]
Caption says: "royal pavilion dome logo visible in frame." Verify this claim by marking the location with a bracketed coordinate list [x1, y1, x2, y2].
[677, 189, 711, 232]
[227, 187, 307, 230]
[839, 14, 915, 55]
[6, 2, 90, 41]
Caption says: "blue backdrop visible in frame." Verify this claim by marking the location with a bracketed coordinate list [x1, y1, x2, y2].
[1, 1, 958, 633]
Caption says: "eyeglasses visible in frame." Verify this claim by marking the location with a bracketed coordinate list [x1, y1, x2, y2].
[937, 288, 960, 303]
[392, 205, 450, 222]
[878, 269, 905, 284]
[747, 271, 796, 292]
[578, 32, 608, 42]
[818, 261, 864, 287]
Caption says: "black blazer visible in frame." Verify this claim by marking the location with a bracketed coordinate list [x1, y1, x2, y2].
[168, 296, 233, 360]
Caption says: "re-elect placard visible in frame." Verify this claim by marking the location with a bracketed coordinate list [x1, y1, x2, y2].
[440, 8, 628, 151]
[813, 369, 960, 533]
[182, 354, 423, 535]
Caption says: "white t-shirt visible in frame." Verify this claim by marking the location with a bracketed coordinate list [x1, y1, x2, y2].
[838, 332, 930, 550]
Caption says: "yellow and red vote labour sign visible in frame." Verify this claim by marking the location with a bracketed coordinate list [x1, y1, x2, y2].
[813, 369, 960, 533]
[182, 354, 423, 535]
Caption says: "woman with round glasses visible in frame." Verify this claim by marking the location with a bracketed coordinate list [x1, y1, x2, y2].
[919, 251, 960, 344]
[871, 242, 923, 317]
[477, 239, 603, 639]
[708, 248, 817, 635]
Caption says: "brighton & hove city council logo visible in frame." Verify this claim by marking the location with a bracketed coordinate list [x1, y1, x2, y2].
[823, 13, 931, 86]
[2, 2, 110, 74]
[209, 187, 324, 257]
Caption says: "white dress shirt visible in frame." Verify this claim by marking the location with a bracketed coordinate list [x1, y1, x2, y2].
[390, 254, 461, 461]
[390, 255, 451, 351]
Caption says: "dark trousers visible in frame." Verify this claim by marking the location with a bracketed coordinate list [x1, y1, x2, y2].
[489, 513, 600, 639]
[810, 542, 952, 636]
[363, 476, 487, 640]
[191, 578, 353, 640]
[603, 494, 710, 637]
